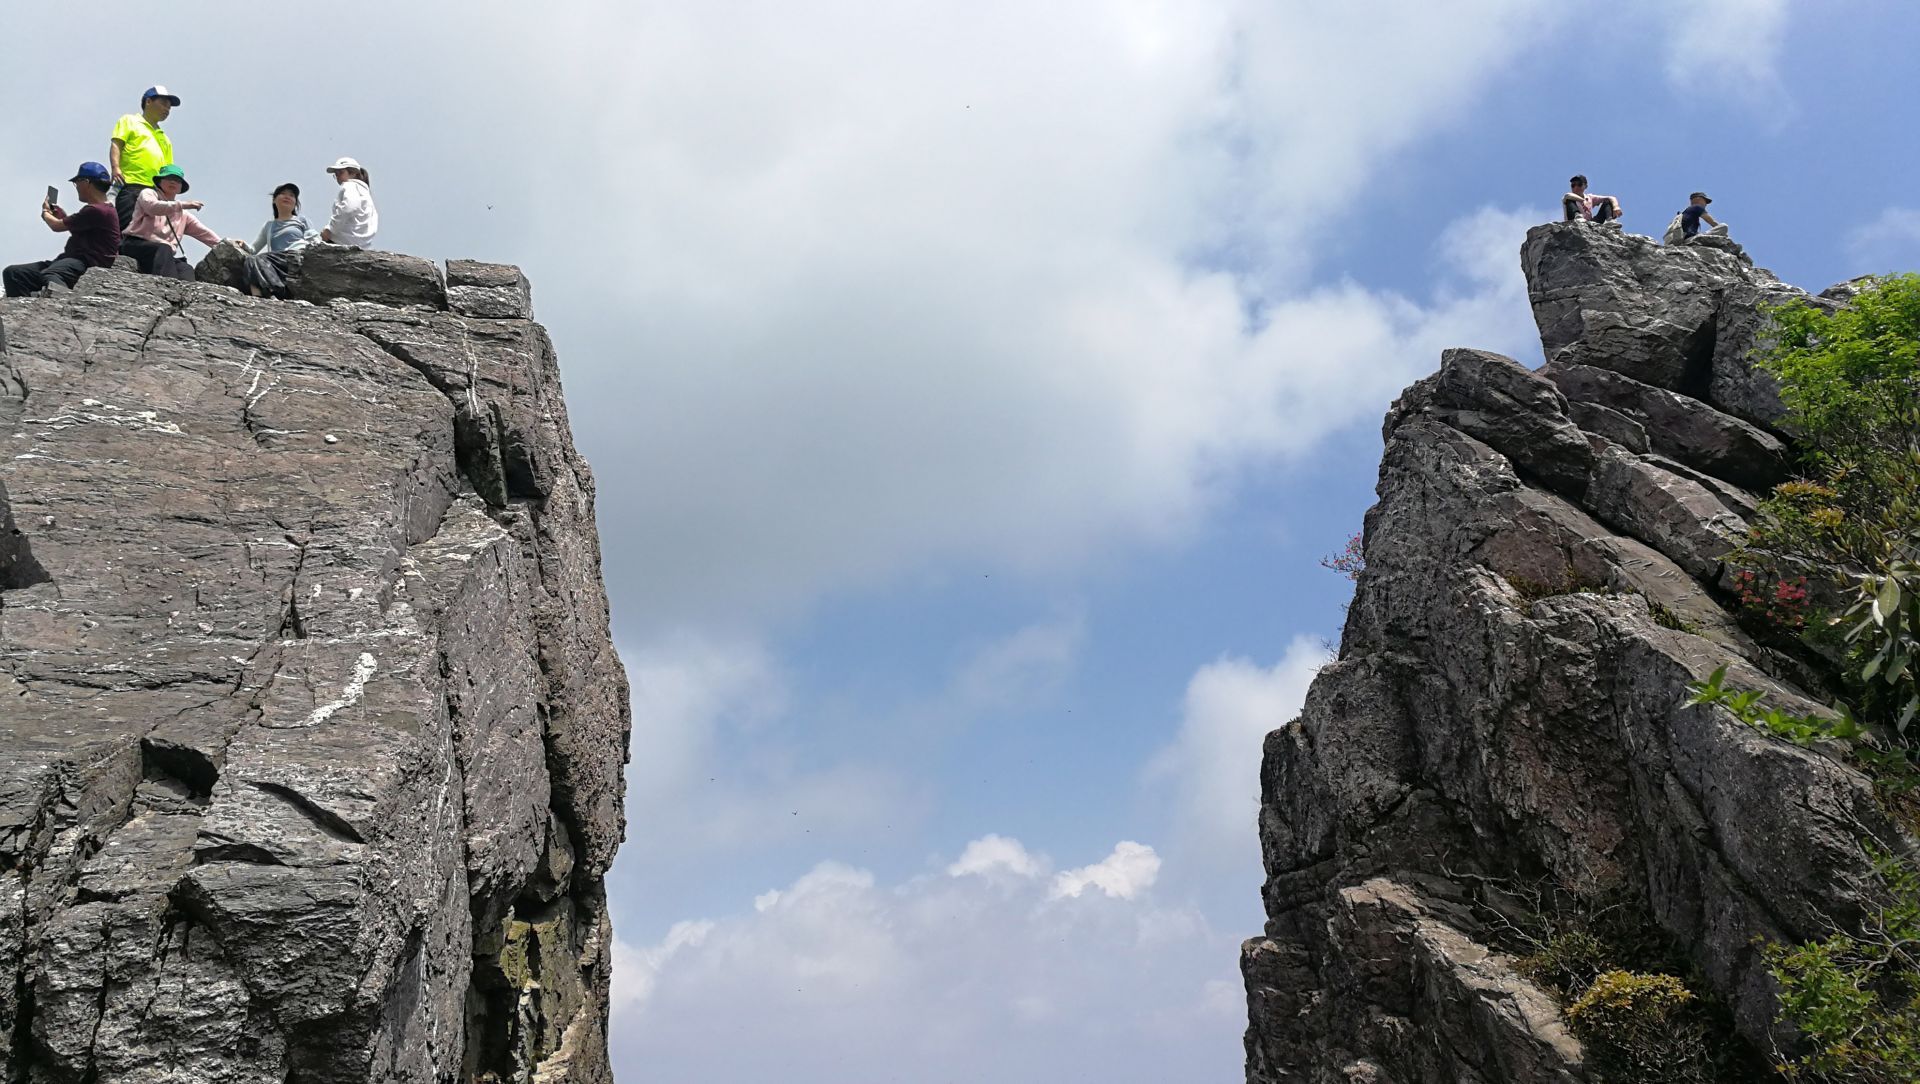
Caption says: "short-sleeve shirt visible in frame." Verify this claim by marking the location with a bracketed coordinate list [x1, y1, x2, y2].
[60, 202, 122, 267]
[1680, 205, 1707, 237]
[110, 114, 173, 185]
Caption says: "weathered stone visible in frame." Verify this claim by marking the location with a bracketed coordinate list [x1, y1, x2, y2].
[1584, 446, 1747, 582]
[0, 260, 626, 1081]
[1246, 225, 1898, 1082]
[290, 245, 448, 309]
[1544, 360, 1789, 490]
[1522, 222, 1831, 429]
[447, 259, 534, 320]
[1568, 399, 1649, 453]
[1387, 347, 1594, 499]
[195, 238, 250, 290]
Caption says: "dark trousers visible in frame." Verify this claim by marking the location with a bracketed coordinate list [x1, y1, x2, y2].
[120, 236, 193, 280]
[3, 257, 87, 298]
[1562, 195, 1619, 223]
[114, 182, 152, 230]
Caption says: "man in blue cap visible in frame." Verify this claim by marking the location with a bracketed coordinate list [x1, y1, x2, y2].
[4, 162, 122, 297]
[108, 85, 181, 229]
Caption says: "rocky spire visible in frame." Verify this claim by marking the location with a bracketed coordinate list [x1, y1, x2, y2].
[0, 251, 629, 1082]
[1241, 223, 1894, 1081]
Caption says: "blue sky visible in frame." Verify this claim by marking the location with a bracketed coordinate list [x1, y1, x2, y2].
[4, 2, 1920, 1080]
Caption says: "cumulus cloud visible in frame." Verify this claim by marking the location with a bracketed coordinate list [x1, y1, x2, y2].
[947, 833, 1046, 879]
[506, 1, 1564, 627]
[612, 837, 1241, 1082]
[1148, 636, 1332, 862]
[1050, 840, 1163, 900]
[1847, 207, 1920, 272]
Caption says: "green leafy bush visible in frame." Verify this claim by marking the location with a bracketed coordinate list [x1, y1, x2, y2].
[1766, 846, 1920, 1082]
[1761, 274, 1920, 446]
[1727, 275, 1920, 754]
[1564, 971, 1716, 1083]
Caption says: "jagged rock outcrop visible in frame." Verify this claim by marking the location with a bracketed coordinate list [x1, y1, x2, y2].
[0, 253, 630, 1083]
[1242, 223, 1901, 1081]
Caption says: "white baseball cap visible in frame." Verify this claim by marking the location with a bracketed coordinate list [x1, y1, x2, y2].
[325, 157, 363, 173]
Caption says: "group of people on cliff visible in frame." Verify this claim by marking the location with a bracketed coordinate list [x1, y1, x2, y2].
[4, 86, 379, 299]
[1563, 174, 1728, 244]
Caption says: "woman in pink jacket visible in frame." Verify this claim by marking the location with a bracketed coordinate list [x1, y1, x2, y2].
[119, 164, 227, 280]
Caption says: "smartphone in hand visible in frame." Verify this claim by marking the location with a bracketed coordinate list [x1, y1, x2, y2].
[45, 185, 58, 209]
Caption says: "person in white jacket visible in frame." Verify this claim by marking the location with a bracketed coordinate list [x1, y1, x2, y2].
[320, 156, 378, 248]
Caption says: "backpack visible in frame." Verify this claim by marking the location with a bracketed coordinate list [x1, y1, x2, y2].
[1662, 211, 1688, 245]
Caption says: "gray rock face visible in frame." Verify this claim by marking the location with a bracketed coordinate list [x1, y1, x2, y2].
[0, 260, 628, 1082]
[194, 239, 250, 291]
[447, 260, 534, 320]
[290, 246, 449, 310]
[1542, 361, 1788, 490]
[1521, 222, 1833, 428]
[1244, 223, 1894, 1081]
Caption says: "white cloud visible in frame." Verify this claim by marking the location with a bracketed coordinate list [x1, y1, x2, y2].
[1847, 206, 1920, 272]
[506, 1, 1565, 627]
[1148, 636, 1332, 862]
[620, 635, 915, 859]
[612, 838, 1240, 1081]
[948, 833, 1046, 879]
[1050, 840, 1163, 900]
[1656, 0, 1791, 106]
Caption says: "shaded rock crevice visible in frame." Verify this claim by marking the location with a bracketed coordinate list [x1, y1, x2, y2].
[0, 254, 628, 1083]
[1244, 223, 1903, 1081]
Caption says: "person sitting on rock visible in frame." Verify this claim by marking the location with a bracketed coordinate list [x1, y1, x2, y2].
[120, 165, 228, 281]
[1663, 192, 1728, 245]
[1563, 174, 1623, 225]
[4, 162, 122, 298]
[108, 86, 181, 230]
[320, 157, 378, 249]
[242, 182, 319, 297]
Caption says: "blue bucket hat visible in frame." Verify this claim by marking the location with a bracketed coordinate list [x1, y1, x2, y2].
[142, 85, 182, 106]
[69, 162, 112, 186]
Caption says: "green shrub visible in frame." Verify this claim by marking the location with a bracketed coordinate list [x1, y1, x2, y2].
[1721, 275, 1920, 767]
[1565, 970, 1716, 1083]
[1761, 274, 1920, 447]
[1515, 929, 1612, 995]
[1766, 846, 1920, 1082]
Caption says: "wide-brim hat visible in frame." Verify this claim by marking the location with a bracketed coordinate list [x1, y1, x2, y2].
[154, 164, 190, 193]
[1690, 191, 1712, 203]
[143, 85, 182, 106]
[326, 156, 362, 174]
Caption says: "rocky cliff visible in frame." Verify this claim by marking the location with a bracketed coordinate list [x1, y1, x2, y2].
[0, 252, 630, 1082]
[1241, 224, 1901, 1081]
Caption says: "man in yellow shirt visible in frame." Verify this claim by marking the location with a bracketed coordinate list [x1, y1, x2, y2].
[108, 86, 180, 229]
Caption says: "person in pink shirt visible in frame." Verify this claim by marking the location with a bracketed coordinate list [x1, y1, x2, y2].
[120, 163, 230, 280]
[1562, 174, 1623, 226]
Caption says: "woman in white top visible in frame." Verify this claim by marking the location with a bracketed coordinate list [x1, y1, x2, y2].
[321, 156, 378, 249]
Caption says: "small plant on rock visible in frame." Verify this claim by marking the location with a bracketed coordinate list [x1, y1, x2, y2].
[1765, 845, 1920, 1083]
[1565, 970, 1717, 1084]
[1319, 531, 1365, 582]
